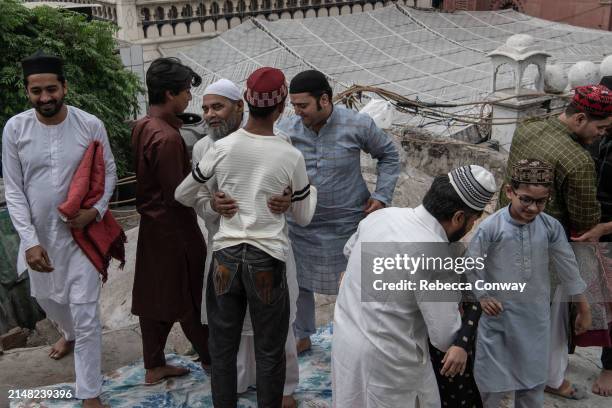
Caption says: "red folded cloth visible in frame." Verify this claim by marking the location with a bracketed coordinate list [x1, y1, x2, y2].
[58, 141, 126, 282]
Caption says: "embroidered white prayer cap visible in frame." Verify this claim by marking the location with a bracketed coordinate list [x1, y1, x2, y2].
[203, 78, 242, 102]
[448, 165, 497, 211]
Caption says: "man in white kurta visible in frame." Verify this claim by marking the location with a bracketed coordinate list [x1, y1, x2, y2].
[332, 165, 497, 408]
[191, 79, 299, 405]
[2, 51, 115, 408]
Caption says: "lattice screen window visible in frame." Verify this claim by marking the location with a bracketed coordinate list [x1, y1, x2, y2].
[455, 0, 469, 10]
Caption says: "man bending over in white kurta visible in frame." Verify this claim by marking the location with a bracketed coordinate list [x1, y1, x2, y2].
[1, 51, 116, 408]
[191, 78, 299, 408]
[332, 165, 497, 408]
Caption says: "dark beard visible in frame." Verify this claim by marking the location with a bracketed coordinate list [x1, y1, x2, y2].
[34, 97, 65, 118]
[447, 219, 470, 243]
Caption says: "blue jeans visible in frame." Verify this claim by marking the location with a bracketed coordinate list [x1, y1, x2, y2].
[206, 244, 289, 408]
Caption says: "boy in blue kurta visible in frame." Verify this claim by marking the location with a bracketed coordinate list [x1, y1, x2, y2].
[465, 159, 592, 407]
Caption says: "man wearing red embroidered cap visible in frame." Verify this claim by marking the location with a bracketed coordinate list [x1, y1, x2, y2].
[499, 84, 612, 400]
[574, 77, 612, 397]
[175, 67, 317, 407]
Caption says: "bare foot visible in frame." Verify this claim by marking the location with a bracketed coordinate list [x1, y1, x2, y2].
[593, 369, 612, 397]
[296, 337, 311, 355]
[145, 364, 190, 385]
[49, 338, 74, 360]
[82, 397, 109, 408]
[545, 379, 587, 400]
[282, 395, 297, 408]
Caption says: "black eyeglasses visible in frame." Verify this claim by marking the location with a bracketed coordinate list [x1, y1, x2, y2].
[512, 188, 551, 207]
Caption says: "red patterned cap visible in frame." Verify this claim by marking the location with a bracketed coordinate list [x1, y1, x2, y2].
[571, 85, 612, 117]
[245, 67, 287, 108]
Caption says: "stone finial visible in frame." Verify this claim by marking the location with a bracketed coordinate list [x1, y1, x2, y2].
[536, 64, 568, 94]
[504, 34, 536, 53]
[487, 34, 551, 94]
[600, 55, 612, 78]
[568, 61, 600, 88]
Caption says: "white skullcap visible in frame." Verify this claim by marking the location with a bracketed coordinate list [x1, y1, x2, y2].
[203, 78, 242, 101]
[448, 165, 497, 211]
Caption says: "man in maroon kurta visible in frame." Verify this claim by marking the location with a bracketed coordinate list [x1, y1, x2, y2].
[131, 57, 210, 384]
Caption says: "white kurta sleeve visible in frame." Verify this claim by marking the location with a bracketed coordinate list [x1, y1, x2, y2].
[289, 154, 317, 227]
[2, 122, 40, 251]
[193, 183, 215, 222]
[418, 300, 461, 352]
[416, 243, 462, 351]
[92, 119, 117, 220]
[191, 138, 206, 165]
[175, 143, 219, 208]
[191, 138, 219, 224]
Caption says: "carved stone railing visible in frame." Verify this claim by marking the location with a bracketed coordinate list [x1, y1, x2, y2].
[106, 0, 394, 40]
[26, 0, 420, 42]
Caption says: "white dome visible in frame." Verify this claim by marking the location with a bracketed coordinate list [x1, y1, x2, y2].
[600, 55, 612, 78]
[537, 64, 568, 93]
[505, 34, 535, 50]
[568, 61, 600, 88]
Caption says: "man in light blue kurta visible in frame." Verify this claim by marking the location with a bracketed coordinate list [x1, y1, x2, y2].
[275, 70, 400, 349]
[465, 159, 590, 407]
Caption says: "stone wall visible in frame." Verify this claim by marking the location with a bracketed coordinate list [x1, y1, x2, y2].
[442, 0, 612, 31]
[362, 130, 507, 211]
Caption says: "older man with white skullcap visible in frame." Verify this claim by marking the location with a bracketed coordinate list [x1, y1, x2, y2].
[190, 78, 300, 407]
[332, 165, 497, 408]
[192, 78, 245, 164]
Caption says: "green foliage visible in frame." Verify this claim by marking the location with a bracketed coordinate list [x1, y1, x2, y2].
[0, 0, 143, 177]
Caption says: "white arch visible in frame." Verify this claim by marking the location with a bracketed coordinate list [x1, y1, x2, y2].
[161, 23, 174, 37]
[146, 25, 160, 38]
[217, 18, 229, 32]
[190, 22, 203, 34]
[203, 19, 216, 32]
[175, 22, 188, 36]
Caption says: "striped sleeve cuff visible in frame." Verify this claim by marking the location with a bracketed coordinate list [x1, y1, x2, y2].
[192, 165, 212, 184]
[291, 184, 310, 203]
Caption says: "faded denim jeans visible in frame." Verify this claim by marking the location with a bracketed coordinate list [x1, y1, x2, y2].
[206, 243, 289, 408]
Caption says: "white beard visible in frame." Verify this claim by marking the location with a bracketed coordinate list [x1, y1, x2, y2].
[208, 113, 241, 140]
